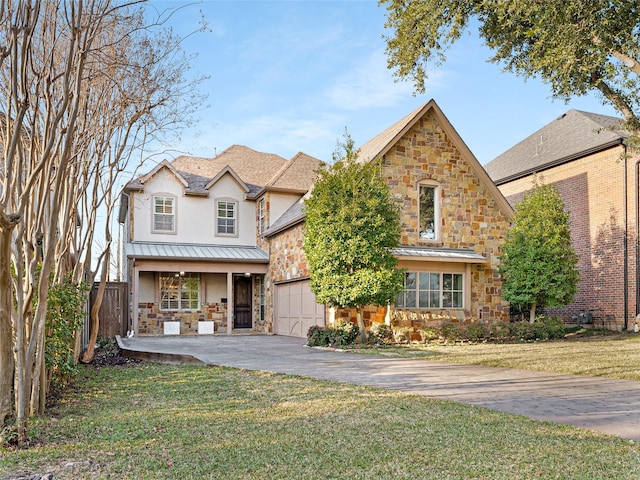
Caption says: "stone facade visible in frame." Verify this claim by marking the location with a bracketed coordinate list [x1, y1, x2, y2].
[264, 107, 512, 337]
[137, 301, 228, 335]
[379, 110, 511, 324]
[497, 145, 638, 330]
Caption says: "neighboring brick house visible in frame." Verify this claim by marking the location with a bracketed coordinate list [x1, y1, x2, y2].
[264, 100, 513, 335]
[121, 100, 514, 338]
[484, 110, 638, 330]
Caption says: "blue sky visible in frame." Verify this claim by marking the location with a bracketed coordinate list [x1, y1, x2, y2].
[150, 0, 619, 166]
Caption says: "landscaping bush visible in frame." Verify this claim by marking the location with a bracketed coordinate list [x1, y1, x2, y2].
[440, 323, 464, 342]
[368, 323, 394, 345]
[307, 326, 335, 347]
[333, 320, 360, 346]
[465, 322, 489, 342]
[393, 326, 413, 344]
[510, 321, 535, 342]
[489, 322, 511, 341]
[419, 326, 439, 343]
[539, 315, 566, 339]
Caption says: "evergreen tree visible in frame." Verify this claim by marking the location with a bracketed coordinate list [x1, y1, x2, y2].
[303, 132, 404, 342]
[498, 181, 579, 322]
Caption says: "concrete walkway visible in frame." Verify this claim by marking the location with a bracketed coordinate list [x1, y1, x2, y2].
[117, 334, 640, 441]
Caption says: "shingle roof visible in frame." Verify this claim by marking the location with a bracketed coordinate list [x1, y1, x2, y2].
[262, 198, 306, 237]
[171, 145, 287, 187]
[266, 152, 324, 191]
[485, 110, 629, 184]
[126, 145, 323, 196]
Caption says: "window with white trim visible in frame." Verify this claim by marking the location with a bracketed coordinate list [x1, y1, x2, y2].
[258, 198, 266, 234]
[216, 200, 237, 235]
[396, 272, 464, 308]
[159, 272, 200, 311]
[153, 195, 175, 233]
[419, 184, 438, 240]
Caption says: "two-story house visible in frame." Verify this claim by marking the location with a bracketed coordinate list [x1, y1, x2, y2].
[121, 100, 514, 338]
[485, 110, 638, 330]
[264, 100, 513, 335]
[120, 145, 324, 335]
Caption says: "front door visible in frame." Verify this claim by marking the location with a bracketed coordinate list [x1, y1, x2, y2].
[234, 276, 252, 329]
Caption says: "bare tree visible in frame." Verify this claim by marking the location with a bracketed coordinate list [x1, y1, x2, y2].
[0, 0, 204, 446]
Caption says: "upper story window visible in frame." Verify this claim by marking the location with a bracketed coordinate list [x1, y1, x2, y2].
[396, 272, 464, 309]
[216, 199, 237, 236]
[159, 272, 200, 311]
[258, 198, 266, 234]
[153, 195, 176, 233]
[419, 183, 439, 241]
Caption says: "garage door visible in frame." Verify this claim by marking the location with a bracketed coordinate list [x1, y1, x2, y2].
[275, 280, 325, 338]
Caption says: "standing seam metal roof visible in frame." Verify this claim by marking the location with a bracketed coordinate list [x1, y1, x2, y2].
[125, 242, 269, 262]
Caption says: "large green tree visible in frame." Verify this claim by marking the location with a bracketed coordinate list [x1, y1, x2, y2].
[303, 133, 404, 343]
[498, 181, 579, 323]
[382, 0, 640, 129]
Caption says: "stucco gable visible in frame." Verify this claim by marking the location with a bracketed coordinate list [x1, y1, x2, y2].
[136, 160, 189, 188]
[205, 165, 250, 193]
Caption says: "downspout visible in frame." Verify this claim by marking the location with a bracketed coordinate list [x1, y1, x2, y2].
[634, 144, 640, 327]
[623, 141, 629, 331]
[622, 140, 630, 331]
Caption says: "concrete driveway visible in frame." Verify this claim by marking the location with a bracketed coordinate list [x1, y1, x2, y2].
[117, 334, 640, 441]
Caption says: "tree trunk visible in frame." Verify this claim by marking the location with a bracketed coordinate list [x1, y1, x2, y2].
[356, 307, 367, 344]
[529, 302, 537, 324]
[82, 248, 109, 363]
[0, 219, 17, 424]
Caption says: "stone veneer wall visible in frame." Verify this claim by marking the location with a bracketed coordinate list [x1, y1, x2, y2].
[137, 302, 228, 335]
[264, 222, 308, 332]
[265, 109, 512, 330]
[379, 109, 511, 323]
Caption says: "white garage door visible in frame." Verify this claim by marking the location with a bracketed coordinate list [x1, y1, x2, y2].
[275, 280, 325, 338]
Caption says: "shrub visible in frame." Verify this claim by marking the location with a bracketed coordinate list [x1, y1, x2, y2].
[489, 322, 511, 341]
[419, 326, 439, 343]
[368, 323, 394, 345]
[440, 323, 464, 342]
[466, 322, 489, 342]
[393, 326, 413, 344]
[307, 326, 334, 347]
[510, 321, 535, 342]
[333, 320, 359, 346]
[540, 315, 566, 339]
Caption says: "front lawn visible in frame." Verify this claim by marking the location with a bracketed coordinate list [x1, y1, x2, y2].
[347, 331, 640, 381]
[1, 362, 639, 479]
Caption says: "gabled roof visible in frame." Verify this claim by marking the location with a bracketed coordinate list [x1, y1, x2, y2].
[137, 160, 189, 188]
[358, 99, 513, 217]
[262, 198, 306, 238]
[485, 110, 629, 185]
[171, 145, 287, 187]
[205, 165, 250, 193]
[266, 152, 324, 191]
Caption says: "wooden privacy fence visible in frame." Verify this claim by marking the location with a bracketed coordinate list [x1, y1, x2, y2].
[87, 282, 129, 343]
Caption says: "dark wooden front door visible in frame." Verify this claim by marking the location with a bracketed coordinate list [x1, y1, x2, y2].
[234, 276, 252, 329]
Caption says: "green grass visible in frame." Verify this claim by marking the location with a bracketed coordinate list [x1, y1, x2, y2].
[348, 331, 640, 381]
[2, 362, 640, 479]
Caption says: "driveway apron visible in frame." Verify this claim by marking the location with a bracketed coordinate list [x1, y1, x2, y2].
[117, 335, 640, 441]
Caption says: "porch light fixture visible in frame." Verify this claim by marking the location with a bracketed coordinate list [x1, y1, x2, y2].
[244, 272, 251, 277]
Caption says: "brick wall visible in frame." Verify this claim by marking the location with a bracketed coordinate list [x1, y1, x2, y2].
[497, 145, 638, 330]
[137, 302, 228, 335]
